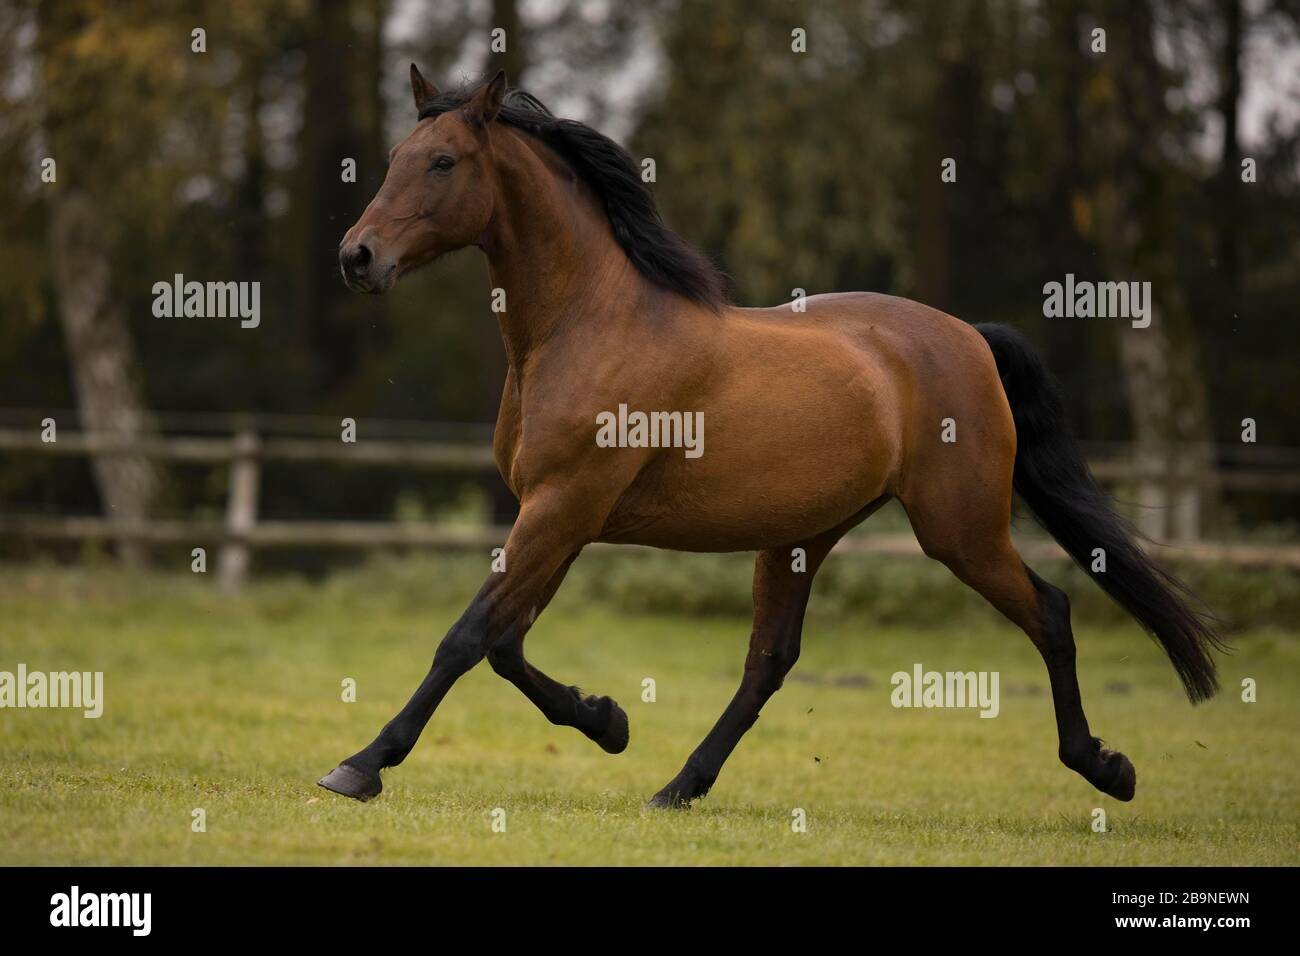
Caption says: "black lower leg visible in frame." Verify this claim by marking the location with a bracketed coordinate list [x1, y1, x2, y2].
[648, 654, 786, 807]
[648, 509, 883, 808]
[486, 639, 629, 754]
[1026, 567, 1136, 801]
[649, 547, 813, 808]
[480, 552, 628, 754]
[318, 497, 599, 802]
[318, 611, 486, 800]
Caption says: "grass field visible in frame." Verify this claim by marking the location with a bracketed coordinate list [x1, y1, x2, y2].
[1, 560, 1297, 866]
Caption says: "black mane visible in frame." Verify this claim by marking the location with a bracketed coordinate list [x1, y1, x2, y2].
[418, 80, 728, 311]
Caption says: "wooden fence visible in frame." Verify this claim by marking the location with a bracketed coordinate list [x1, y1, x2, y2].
[2, 422, 1298, 592]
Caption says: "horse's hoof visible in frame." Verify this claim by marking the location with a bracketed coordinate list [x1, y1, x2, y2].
[646, 787, 692, 810]
[317, 763, 382, 802]
[594, 699, 630, 755]
[647, 770, 711, 809]
[1099, 750, 1136, 802]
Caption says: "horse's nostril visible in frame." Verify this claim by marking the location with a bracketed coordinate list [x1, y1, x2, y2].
[342, 243, 374, 279]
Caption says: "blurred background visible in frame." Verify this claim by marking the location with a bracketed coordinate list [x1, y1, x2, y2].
[0, 0, 1297, 620]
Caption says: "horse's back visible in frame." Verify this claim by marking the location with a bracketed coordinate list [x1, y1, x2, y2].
[737, 290, 990, 362]
[730, 288, 1016, 497]
[732, 289, 1007, 420]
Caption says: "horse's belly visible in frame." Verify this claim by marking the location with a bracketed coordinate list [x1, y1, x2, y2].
[600, 502, 863, 552]
[599, 426, 894, 552]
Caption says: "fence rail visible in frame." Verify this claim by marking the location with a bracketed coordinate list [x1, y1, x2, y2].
[2, 425, 1298, 590]
[0, 429, 496, 469]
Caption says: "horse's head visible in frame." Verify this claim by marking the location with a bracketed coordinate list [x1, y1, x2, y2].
[339, 66, 506, 294]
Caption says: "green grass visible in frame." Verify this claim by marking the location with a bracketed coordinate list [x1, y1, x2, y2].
[1, 561, 1297, 865]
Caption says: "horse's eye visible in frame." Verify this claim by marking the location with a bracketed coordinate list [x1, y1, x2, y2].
[429, 155, 456, 173]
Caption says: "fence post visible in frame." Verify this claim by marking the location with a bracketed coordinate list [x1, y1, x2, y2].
[218, 429, 260, 593]
[1133, 443, 1169, 542]
[1170, 444, 1207, 544]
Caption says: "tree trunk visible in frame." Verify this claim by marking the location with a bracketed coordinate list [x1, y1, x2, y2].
[296, 0, 388, 392]
[1216, 0, 1242, 292]
[47, 191, 162, 564]
[1088, 1, 1215, 542]
[37, 0, 162, 564]
[909, 5, 956, 313]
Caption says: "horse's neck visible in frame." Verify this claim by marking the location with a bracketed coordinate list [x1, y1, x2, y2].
[482, 129, 638, 376]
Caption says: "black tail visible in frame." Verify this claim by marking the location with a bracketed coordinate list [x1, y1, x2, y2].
[975, 323, 1225, 703]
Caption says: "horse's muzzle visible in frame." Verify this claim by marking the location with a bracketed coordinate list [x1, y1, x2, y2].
[339, 240, 395, 294]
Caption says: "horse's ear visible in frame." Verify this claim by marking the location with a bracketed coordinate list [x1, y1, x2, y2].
[465, 70, 507, 128]
[410, 63, 439, 113]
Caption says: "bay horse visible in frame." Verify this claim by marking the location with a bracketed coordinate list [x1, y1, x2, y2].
[319, 66, 1223, 808]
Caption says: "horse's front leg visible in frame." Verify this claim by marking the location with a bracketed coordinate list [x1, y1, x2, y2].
[647, 500, 888, 808]
[317, 492, 596, 801]
[483, 550, 630, 754]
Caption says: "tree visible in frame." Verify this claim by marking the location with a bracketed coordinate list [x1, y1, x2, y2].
[1075, 1, 1216, 541]
[37, 0, 164, 563]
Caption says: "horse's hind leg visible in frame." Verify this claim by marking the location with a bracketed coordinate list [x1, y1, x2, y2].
[484, 551, 630, 754]
[905, 499, 1137, 801]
